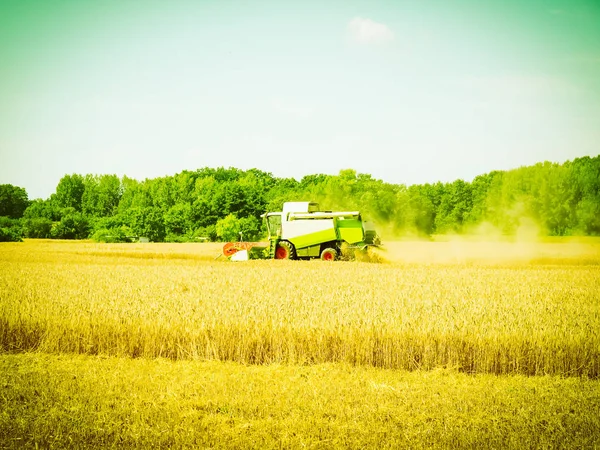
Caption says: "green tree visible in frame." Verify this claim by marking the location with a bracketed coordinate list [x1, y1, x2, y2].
[15, 157, 600, 241]
[0, 184, 29, 218]
[54, 174, 85, 211]
[118, 176, 151, 213]
[164, 203, 193, 236]
[465, 172, 501, 226]
[82, 174, 122, 217]
[406, 185, 435, 235]
[570, 156, 600, 235]
[23, 199, 62, 221]
[215, 214, 242, 242]
[238, 216, 262, 241]
[126, 207, 166, 242]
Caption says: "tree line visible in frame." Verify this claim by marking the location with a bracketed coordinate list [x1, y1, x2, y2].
[0, 156, 598, 242]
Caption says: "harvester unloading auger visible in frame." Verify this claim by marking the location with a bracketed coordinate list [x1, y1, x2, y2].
[222, 202, 381, 261]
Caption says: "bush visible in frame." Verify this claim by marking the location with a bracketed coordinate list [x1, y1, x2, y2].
[192, 225, 217, 242]
[22, 218, 53, 238]
[0, 226, 22, 242]
[91, 226, 133, 243]
[91, 214, 128, 233]
[51, 213, 91, 239]
[0, 217, 23, 242]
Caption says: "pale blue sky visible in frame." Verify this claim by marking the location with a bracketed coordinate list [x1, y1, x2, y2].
[1, 0, 599, 199]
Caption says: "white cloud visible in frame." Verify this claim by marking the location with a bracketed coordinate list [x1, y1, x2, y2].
[347, 17, 394, 44]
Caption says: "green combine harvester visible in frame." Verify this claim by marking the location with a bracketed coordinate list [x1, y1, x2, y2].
[223, 202, 380, 261]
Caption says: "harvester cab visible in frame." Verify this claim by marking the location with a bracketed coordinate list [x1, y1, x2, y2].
[223, 201, 380, 261]
[265, 213, 282, 238]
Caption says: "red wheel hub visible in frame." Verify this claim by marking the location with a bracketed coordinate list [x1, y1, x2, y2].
[275, 246, 288, 259]
[323, 251, 334, 261]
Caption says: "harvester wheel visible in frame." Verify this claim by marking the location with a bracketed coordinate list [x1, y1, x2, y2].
[320, 248, 337, 261]
[275, 241, 295, 260]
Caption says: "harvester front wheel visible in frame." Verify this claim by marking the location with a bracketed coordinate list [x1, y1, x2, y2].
[275, 241, 296, 260]
[320, 248, 337, 261]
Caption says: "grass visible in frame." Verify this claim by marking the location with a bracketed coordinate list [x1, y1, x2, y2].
[1, 353, 599, 449]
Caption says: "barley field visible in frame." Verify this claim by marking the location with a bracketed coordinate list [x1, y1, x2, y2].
[1, 239, 599, 448]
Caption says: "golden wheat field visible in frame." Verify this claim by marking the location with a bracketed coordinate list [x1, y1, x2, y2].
[1, 239, 600, 448]
[2, 239, 599, 375]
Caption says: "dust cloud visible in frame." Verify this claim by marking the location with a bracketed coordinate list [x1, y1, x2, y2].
[371, 217, 599, 265]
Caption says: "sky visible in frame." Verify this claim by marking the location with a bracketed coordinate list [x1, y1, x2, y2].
[1, 0, 599, 199]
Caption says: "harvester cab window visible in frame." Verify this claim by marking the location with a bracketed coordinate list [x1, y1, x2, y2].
[266, 214, 282, 237]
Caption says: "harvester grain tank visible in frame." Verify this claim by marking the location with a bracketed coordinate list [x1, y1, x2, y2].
[223, 202, 380, 261]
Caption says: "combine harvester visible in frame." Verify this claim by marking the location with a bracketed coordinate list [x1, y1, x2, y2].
[223, 202, 380, 261]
